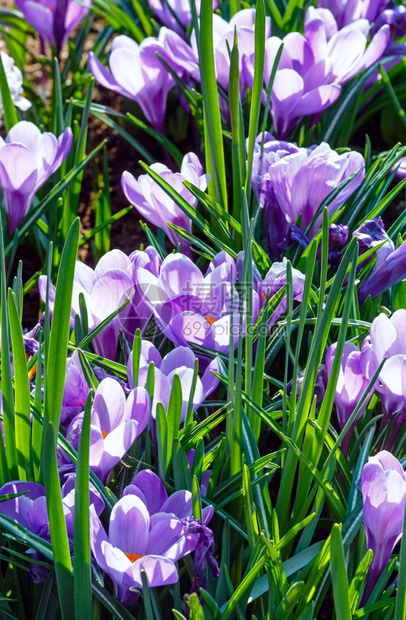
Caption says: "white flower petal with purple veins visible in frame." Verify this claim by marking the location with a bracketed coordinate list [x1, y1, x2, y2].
[109, 496, 150, 555]
[92, 378, 126, 433]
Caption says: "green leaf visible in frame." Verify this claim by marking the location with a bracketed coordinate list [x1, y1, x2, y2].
[7, 289, 32, 481]
[330, 524, 351, 620]
[189, 593, 204, 620]
[41, 219, 80, 618]
[197, 0, 228, 211]
[74, 391, 93, 620]
[0, 218, 16, 481]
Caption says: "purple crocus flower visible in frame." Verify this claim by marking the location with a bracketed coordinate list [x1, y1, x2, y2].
[242, 31, 341, 138]
[358, 237, 406, 304]
[255, 140, 364, 260]
[127, 340, 219, 420]
[0, 121, 73, 233]
[360, 311, 406, 422]
[15, 0, 91, 53]
[148, 0, 218, 37]
[317, 0, 392, 29]
[361, 450, 406, 602]
[259, 258, 305, 325]
[0, 476, 104, 581]
[39, 250, 135, 360]
[326, 342, 371, 455]
[122, 469, 214, 526]
[90, 495, 186, 606]
[304, 7, 390, 85]
[136, 252, 259, 353]
[89, 31, 198, 131]
[61, 350, 90, 427]
[122, 153, 209, 255]
[64, 378, 150, 484]
[208, 10, 271, 99]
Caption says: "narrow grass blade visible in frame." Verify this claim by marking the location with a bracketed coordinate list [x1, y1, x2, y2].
[198, 0, 228, 210]
[330, 524, 351, 620]
[7, 290, 31, 481]
[74, 391, 93, 620]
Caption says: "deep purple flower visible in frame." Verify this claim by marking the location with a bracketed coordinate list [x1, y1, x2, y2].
[183, 517, 221, 594]
[256, 140, 364, 260]
[15, 0, 91, 52]
[122, 153, 209, 255]
[90, 495, 186, 606]
[361, 450, 406, 602]
[0, 121, 73, 233]
[358, 237, 406, 304]
[64, 378, 150, 484]
[127, 340, 219, 420]
[89, 31, 197, 131]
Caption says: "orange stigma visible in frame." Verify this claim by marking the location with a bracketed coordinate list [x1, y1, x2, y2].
[101, 430, 108, 439]
[206, 316, 215, 325]
[126, 552, 144, 563]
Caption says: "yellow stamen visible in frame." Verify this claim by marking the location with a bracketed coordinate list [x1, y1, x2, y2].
[28, 364, 37, 381]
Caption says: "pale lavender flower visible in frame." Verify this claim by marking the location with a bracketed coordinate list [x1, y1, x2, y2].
[360, 311, 406, 421]
[15, 0, 91, 52]
[361, 451, 406, 602]
[89, 31, 198, 131]
[61, 350, 89, 427]
[205, 10, 271, 97]
[0, 51, 31, 122]
[64, 378, 150, 484]
[122, 153, 209, 255]
[39, 250, 135, 360]
[90, 495, 185, 606]
[305, 7, 390, 85]
[326, 342, 371, 454]
[259, 258, 305, 325]
[243, 31, 342, 137]
[0, 121, 72, 233]
[127, 341, 219, 420]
